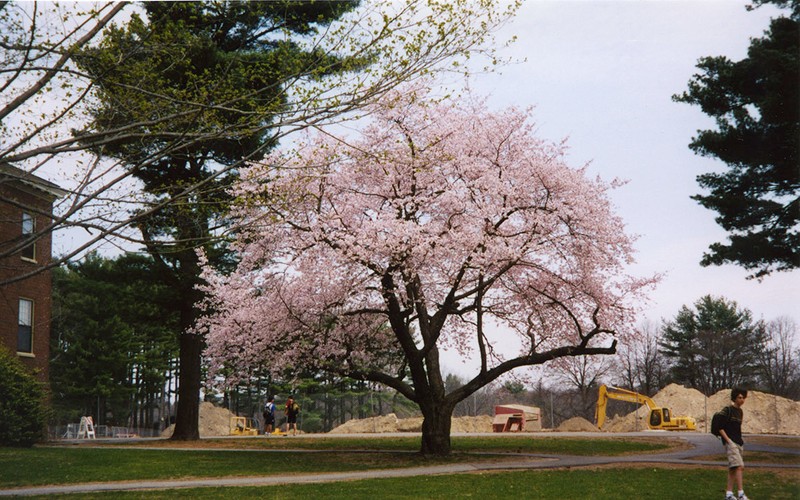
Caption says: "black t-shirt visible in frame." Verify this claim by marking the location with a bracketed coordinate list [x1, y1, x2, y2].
[721, 405, 744, 446]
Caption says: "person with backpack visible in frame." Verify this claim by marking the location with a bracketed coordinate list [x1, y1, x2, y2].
[262, 396, 276, 435]
[285, 396, 300, 435]
[712, 388, 748, 500]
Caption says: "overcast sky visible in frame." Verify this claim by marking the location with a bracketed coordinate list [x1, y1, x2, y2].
[473, 0, 797, 325]
[46, 1, 796, 373]
[50, 1, 796, 324]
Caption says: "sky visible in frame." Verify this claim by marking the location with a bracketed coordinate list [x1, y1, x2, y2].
[470, 0, 797, 326]
[42, 1, 796, 378]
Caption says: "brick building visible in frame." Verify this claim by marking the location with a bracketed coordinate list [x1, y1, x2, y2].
[0, 163, 66, 383]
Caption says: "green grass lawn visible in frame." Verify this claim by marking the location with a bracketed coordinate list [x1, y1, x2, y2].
[104, 435, 675, 455]
[0, 448, 457, 487]
[450, 435, 672, 455]
[1, 436, 796, 499]
[17, 469, 800, 499]
[0, 436, 670, 487]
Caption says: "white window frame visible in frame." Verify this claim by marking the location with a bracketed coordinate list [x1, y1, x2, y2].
[17, 298, 34, 356]
[21, 212, 35, 261]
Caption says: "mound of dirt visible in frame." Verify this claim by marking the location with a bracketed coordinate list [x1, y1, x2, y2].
[329, 414, 492, 433]
[396, 417, 423, 432]
[605, 383, 706, 432]
[556, 416, 598, 432]
[603, 385, 800, 435]
[604, 412, 642, 432]
[707, 389, 800, 435]
[653, 384, 707, 417]
[161, 401, 238, 438]
[329, 413, 401, 434]
[451, 415, 493, 433]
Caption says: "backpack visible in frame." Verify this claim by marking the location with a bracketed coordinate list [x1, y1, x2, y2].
[710, 406, 731, 437]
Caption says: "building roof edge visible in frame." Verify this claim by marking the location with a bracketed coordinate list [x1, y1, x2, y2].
[0, 163, 68, 199]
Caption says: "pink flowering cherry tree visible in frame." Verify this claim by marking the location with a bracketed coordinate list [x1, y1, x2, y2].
[199, 86, 656, 455]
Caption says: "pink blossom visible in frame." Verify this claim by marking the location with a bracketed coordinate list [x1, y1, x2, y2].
[200, 84, 657, 402]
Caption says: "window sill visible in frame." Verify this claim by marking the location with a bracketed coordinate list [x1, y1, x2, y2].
[16, 352, 35, 358]
[20, 257, 37, 264]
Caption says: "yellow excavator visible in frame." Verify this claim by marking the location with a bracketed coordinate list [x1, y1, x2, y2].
[595, 384, 697, 431]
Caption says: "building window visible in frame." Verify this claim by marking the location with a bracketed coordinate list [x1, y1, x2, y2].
[21, 212, 35, 260]
[18, 299, 34, 354]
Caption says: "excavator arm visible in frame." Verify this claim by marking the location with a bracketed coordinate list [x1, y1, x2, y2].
[595, 385, 609, 429]
[595, 384, 696, 431]
[595, 384, 659, 429]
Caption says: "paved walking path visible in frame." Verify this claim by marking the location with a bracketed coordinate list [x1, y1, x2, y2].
[2, 432, 797, 497]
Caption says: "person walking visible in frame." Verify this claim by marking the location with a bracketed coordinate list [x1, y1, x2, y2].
[285, 396, 300, 436]
[262, 396, 276, 435]
[718, 387, 748, 500]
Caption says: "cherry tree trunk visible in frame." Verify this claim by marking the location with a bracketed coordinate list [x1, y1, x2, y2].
[420, 403, 455, 456]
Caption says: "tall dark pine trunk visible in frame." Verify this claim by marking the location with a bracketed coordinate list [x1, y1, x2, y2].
[168, 258, 204, 441]
[169, 331, 203, 440]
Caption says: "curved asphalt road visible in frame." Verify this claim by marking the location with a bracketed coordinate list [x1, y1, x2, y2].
[2, 432, 797, 497]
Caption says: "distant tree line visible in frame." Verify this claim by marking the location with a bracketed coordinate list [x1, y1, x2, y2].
[658, 295, 798, 398]
[50, 254, 799, 430]
[549, 295, 799, 423]
[211, 371, 420, 433]
[49, 252, 420, 432]
[50, 253, 179, 431]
